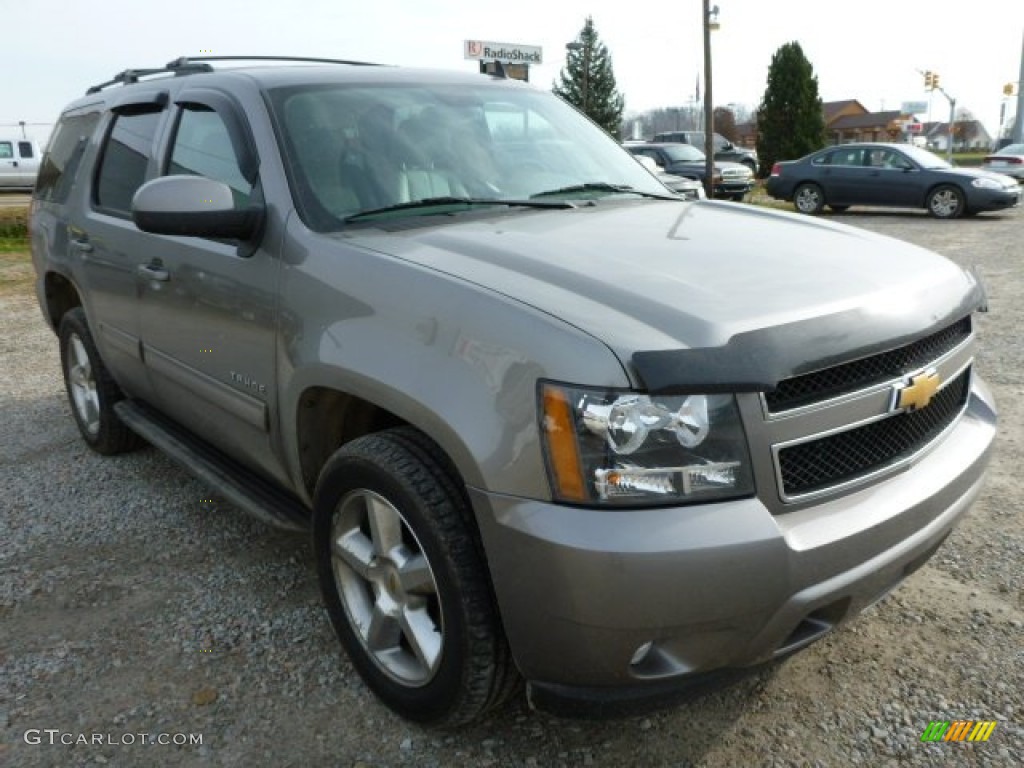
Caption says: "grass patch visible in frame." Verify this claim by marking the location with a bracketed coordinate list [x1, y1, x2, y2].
[0, 237, 29, 253]
[0, 248, 34, 296]
[0, 205, 29, 239]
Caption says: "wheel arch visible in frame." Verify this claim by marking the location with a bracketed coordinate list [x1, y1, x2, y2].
[923, 180, 966, 206]
[42, 270, 83, 332]
[290, 379, 487, 508]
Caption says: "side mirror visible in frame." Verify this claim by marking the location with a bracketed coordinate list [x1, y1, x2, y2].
[132, 176, 263, 240]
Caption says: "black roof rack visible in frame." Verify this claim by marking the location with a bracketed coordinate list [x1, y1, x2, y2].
[86, 55, 382, 95]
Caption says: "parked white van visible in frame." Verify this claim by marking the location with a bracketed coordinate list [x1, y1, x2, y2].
[0, 137, 41, 188]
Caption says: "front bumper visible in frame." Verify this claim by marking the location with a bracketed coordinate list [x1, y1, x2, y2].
[713, 180, 754, 198]
[969, 184, 1020, 211]
[469, 382, 995, 714]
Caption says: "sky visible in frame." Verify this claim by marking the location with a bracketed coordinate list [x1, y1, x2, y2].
[3, 0, 1023, 146]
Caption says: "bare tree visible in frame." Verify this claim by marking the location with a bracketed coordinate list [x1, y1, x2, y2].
[713, 107, 738, 143]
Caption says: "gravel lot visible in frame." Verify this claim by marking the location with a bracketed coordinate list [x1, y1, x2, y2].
[2, 203, 1022, 767]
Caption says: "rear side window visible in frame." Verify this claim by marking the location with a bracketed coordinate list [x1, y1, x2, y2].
[0, 142, 11, 159]
[95, 111, 162, 215]
[18, 141, 34, 159]
[34, 111, 101, 203]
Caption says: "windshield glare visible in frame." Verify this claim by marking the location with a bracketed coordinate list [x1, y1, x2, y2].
[270, 82, 671, 230]
[896, 144, 952, 169]
[661, 145, 705, 163]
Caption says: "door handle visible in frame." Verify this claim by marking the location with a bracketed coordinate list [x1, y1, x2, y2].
[71, 238, 93, 253]
[137, 263, 170, 282]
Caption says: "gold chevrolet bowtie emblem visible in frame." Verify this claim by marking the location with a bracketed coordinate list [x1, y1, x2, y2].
[896, 369, 941, 411]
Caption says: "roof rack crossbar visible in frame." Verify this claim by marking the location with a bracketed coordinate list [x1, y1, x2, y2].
[85, 55, 381, 95]
[86, 62, 214, 94]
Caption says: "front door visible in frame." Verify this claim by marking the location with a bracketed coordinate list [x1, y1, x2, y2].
[136, 99, 284, 482]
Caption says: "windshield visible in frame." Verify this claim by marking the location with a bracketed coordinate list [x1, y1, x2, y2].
[269, 80, 672, 230]
[895, 144, 952, 170]
[659, 144, 705, 163]
[995, 144, 1024, 155]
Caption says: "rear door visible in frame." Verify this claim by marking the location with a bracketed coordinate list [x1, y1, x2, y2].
[16, 141, 41, 185]
[74, 93, 170, 400]
[818, 146, 866, 204]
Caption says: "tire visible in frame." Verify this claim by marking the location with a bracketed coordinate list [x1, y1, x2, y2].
[927, 184, 965, 219]
[58, 307, 144, 455]
[828, 205, 849, 212]
[793, 183, 825, 214]
[312, 427, 518, 726]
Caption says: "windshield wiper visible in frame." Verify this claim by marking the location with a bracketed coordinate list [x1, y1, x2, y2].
[530, 182, 678, 201]
[343, 196, 576, 222]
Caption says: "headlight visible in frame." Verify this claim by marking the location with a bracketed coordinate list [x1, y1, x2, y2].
[971, 177, 1001, 189]
[540, 383, 755, 505]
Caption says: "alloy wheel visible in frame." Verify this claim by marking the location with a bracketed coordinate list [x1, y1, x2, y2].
[330, 489, 443, 686]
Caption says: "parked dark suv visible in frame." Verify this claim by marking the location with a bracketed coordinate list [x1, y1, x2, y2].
[652, 130, 758, 172]
[30, 56, 996, 726]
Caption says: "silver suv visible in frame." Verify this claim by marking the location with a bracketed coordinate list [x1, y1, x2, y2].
[31, 56, 996, 726]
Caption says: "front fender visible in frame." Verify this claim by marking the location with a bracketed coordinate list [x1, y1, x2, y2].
[276, 230, 630, 503]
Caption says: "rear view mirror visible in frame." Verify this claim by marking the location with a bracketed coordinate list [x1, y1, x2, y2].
[132, 176, 263, 240]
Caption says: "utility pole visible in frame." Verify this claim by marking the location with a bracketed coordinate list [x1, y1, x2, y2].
[702, 1, 719, 198]
[923, 70, 957, 161]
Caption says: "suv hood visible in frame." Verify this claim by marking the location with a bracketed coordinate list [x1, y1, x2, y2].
[344, 201, 983, 390]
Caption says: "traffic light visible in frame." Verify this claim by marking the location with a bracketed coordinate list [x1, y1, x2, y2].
[923, 71, 933, 89]
[1005, 83, 1016, 97]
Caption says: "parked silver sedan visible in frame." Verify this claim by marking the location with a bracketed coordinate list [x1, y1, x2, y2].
[982, 143, 1024, 181]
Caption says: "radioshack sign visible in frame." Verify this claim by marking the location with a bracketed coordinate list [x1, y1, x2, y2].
[464, 40, 542, 64]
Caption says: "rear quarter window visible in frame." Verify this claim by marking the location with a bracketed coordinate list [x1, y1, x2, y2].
[34, 111, 102, 203]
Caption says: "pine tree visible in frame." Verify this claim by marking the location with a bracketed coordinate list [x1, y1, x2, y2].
[553, 17, 625, 139]
[756, 42, 825, 177]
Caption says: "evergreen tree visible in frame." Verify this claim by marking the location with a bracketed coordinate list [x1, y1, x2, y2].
[553, 17, 625, 138]
[756, 42, 825, 177]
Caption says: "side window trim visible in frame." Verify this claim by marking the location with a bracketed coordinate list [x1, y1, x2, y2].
[111, 89, 169, 115]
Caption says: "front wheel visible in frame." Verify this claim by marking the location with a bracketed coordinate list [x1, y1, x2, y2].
[58, 307, 143, 455]
[927, 185, 965, 219]
[793, 183, 825, 214]
[312, 428, 518, 726]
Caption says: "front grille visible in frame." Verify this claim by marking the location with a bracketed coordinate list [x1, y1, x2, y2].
[766, 316, 971, 412]
[777, 368, 970, 498]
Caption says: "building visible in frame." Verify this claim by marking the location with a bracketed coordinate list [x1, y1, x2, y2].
[921, 120, 994, 152]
